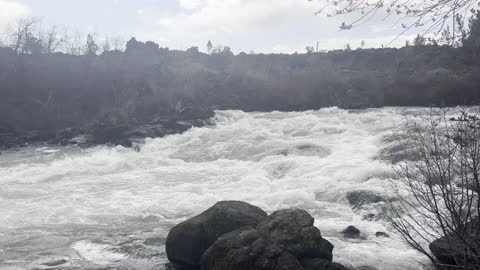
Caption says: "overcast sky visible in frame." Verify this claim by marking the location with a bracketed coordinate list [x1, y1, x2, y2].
[0, 0, 416, 53]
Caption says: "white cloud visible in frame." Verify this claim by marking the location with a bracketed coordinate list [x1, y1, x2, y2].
[178, 0, 204, 10]
[139, 0, 326, 51]
[157, 18, 173, 27]
[171, 0, 316, 33]
[137, 9, 144, 15]
[0, 0, 30, 26]
[133, 0, 416, 53]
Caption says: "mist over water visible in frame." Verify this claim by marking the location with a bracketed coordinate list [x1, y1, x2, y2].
[0, 107, 432, 270]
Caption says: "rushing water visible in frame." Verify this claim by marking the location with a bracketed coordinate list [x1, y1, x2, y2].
[0, 107, 434, 270]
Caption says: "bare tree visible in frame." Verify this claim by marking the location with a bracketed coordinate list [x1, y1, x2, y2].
[207, 40, 213, 54]
[305, 45, 315, 53]
[62, 30, 84, 55]
[414, 34, 427, 46]
[386, 109, 480, 269]
[102, 36, 112, 53]
[313, 0, 480, 45]
[40, 26, 64, 54]
[11, 17, 41, 53]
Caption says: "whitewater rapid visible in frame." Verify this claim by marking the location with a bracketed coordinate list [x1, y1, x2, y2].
[0, 108, 432, 270]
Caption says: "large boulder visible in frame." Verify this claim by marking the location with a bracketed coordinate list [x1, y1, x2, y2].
[200, 209, 338, 270]
[429, 236, 458, 265]
[166, 201, 268, 267]
[257, 209, 333, 261]
[429, 218, 480, 267]
[429, 235, 480, 266]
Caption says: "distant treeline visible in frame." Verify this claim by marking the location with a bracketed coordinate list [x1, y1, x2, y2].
[1, 26, 480, 136]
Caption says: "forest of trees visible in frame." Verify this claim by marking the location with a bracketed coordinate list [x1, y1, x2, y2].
[0, 15, 480, 147]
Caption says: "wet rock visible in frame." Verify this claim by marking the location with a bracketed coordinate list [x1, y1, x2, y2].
[429, 236, 458, 265]
[375, 232, 389, 238]
[275, 144, 330, 158]
[143, 237, 164, 246]
[362, 213, 377, 221]
[346, 191, 385, 209]
[41, 259, 68, 267]
[341, 226, 361, 239]
[375, 136, 419, 164]
[125, 123, 165, 138]
[200, 209, 336, 270]
[429, 218, 480, 266]
[429, 235, 480, 266]
[48, 117, 211, 149]
[166, 201, 268, 267]
[256, 209, 333, 261]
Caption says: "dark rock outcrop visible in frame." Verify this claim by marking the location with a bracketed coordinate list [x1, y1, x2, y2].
[429, 218, 480, 267]
[47, 118, 212, 149]
[341, 226, 361, 239]
[429, 235, 480, 266]
[200, 209, 336, 270]
[165, 201, 268, 267]
[429, 236, 458, 265]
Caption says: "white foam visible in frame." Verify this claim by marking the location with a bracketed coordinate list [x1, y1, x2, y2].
[71, 240, 126, 265]
[0, 107, 436, 269]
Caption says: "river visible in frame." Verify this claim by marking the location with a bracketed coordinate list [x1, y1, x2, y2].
[0, 107, 433, 270]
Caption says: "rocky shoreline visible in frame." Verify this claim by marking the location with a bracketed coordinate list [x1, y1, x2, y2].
[0, 115, 213, 151]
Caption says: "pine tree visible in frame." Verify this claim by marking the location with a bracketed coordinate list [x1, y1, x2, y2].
[85, 34, 99, 56]
[207, 40, 213, 54]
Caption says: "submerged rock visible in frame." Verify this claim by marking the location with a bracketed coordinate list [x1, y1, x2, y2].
[200, 209, 335, 270]
[346, 191, 385, 208]
[143, 237, 164, 246]
[375, 232, 389, 238]
[355, 267, 379, 270]
[341, 226, 361, 239]
[165, 201, 268, 267]
[41, 259, 68, 267]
